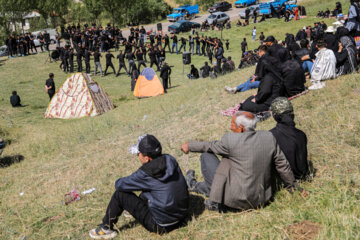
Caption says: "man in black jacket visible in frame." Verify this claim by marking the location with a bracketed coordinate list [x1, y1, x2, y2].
[160, 62, 171, 93]
[104, 50, 116, 75]
[200, 61, 212, 78]
[89, 135, 189, 239]
[187, 65, 199, 79]
[116, 50, 127, 76]
[45, 73, 56, 100]
[265, 35, 290, 61]
[10, 91, 22, 107]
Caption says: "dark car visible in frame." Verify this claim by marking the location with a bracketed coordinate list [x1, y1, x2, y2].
[168, 20, 200, 34]
[208, 1, 232, 13]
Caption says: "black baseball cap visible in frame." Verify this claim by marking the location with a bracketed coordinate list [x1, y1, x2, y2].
[129, 134, 162, 157]
[264, 36, 275, 42]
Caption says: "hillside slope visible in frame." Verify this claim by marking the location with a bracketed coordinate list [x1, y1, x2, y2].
[0, 7, 359, 240]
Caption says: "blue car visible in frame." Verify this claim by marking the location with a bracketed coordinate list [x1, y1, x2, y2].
[167, 5, 199, 22]
[235, 0, 258, 8]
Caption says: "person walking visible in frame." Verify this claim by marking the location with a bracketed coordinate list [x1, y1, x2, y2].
[45, 73, 56, 100]
[252, 27, 257, 41]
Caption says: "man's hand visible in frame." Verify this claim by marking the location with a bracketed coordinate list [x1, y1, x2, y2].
[181, 142, 190, 154]
[251, 98, 256, 103]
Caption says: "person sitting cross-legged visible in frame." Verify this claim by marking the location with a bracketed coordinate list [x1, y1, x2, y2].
[10, 91, 22, 107]
[89, 135, 189, 239]
[187, 65, 199, 80]
[181, 111, 306, 212]
[270, 97, 310, 180]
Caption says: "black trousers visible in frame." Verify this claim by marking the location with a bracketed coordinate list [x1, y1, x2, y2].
[69, 61, 74, 72]
[162, 77, 168, 91]
[77, 60, 82, 72]
[150, 59, 160, 71]
[137, 60, 147, 72]
[48, 91, 55, 100]
[164, 43, 171, 52]
[117, 62, 127, 75]
[102, 190, 178, 234]
[105, 63, 116, 74]
[63, 60, 69, 73]
[239, 96, 269, 113]
[85, 61, 91, 74]
[193, 153, 220, 197]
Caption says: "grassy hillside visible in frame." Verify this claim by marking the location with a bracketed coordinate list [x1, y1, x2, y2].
[0, 7, 359, 240]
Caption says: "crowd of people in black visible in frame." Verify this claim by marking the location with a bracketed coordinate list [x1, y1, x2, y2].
[5, 30, 55, 58]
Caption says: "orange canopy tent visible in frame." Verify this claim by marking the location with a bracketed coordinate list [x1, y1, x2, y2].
[133, 68, 164, 98]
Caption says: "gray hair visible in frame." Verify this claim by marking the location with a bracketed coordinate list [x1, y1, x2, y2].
[234, 112, 257, 130]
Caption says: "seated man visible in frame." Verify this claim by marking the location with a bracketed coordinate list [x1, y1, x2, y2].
[200, 61, 212, 78]
[182, 111, 304, 211]
[270, 98, 310, 180]
[89, 135, 189, 239]
[226, 56, 235, 71]
[187, 64, 200, 79]
[221, 58, 232, 74]
[309, 39, 336, 90]
[239, 47, 282, 113]
[10, 91, 22, 107]
[225, 45, 268, 94]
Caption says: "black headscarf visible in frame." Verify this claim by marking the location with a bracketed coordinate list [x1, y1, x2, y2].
[270, 114, 309, 180]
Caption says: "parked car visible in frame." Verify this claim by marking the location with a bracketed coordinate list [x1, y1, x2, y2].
[259, 0, 288, 17]
[0, 45, 8, 57]
[235, 0, 258, 8]
[208, 1, 232, 13]
[168, 20, 200, 34]
[206, 12, 230, 25]
[32, 28, 57, 46]
[239, 5, 260, 18]
[167, 5, 200, 22]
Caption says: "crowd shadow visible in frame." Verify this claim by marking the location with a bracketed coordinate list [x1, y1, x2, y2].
[0, 155, 24, 168]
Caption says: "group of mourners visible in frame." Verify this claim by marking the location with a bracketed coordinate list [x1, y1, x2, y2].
[317, 2, 343, 18]
[5, 30, 56, 58]
[224, 14, 359, 114]
[88, 96, 309, 238]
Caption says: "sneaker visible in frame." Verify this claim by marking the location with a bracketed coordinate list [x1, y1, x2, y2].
[185, 170, 197, 191]
[308, 81, 324, 90]
[89, 225, 117, 239]
[204, 199, 220, 211]
[224, 86, 237, 94]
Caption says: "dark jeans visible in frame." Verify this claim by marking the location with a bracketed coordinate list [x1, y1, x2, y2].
[85, 61, 91, 74]
[48, 91, 55, 100]
[194, 153, 220, 197]
[102, 190, 178, 234]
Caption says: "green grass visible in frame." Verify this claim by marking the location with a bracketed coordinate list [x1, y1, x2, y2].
[0, 11, 360, 240]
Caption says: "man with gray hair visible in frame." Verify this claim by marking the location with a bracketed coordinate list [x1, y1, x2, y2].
[181, 111, 305, 211]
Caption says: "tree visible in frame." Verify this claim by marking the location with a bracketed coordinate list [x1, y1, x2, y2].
[83, 0, 103, 25]
[35, 0, 71, 27]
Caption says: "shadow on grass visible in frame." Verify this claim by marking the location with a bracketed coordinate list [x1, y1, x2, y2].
[0, 154, 24, 168]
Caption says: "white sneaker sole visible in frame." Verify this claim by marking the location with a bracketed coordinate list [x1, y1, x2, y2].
[89, 229, 117, 239]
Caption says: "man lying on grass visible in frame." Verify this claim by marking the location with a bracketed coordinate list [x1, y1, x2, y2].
[182, 111, 307, 212]
[89, 135, 189, 239]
